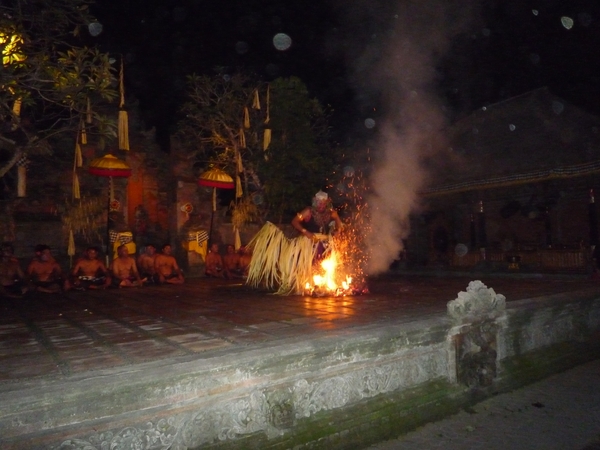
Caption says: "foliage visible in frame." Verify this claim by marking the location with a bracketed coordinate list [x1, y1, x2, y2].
[0, 0, 118, 186]
[257, 77, 335, 219]
[175, 73, 337, 224]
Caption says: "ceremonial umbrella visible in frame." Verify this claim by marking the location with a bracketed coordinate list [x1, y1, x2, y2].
[88, 154, 132, 263]
[198, 168, 235, 245]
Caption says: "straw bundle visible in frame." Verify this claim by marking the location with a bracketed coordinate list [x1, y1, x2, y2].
[246, 222, 316, 295]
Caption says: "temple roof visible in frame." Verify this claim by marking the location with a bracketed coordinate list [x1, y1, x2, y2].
[425, 87, 600, 195]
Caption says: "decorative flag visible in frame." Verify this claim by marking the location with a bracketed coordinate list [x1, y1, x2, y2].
[118, 58, 130, 150]
[236, 175, 243, 198]
[263, 128, 271, 151]
[237, 151, 244, 173]
[252, 89, 261, 110]
[234, 226, 241, 251]
[239, 128, 246, 148]
[243, 107, 250, 129]
[75, 142, 83, 167]
[72, 172, 80, 200]
[80, 121, 87, 145]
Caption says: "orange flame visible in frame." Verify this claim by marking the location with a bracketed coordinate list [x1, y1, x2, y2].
[306, 249, 354, 296]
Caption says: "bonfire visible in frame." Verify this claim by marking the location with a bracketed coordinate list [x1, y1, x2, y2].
[245, 222, 368, 296]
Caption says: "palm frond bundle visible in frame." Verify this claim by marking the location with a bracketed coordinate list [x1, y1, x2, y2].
[246, 222, 316, 295]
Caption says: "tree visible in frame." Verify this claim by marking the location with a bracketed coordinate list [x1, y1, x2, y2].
[256, 77, 335, 219]
[175, 73, 337, 223]
[0, 0, 118, 186]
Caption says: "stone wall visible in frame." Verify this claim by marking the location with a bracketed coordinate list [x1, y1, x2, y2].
[1, 284, 599, 449]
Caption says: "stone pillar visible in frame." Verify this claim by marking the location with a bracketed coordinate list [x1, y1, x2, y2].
[447, 280, 507, 388]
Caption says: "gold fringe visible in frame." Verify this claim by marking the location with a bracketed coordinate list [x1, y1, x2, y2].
[244, 107, 250, 129]
[263, 128, 271, 151]
[252, 89, 261, 110]
[245, 222, 316, 295]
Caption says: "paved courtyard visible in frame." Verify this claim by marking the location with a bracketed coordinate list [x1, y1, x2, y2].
[1, 274, 597, 383]
[364, 358, 600, 450]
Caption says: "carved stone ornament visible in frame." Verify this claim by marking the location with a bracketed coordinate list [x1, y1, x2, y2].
[56, 350, 448, 450]
[447, 280, 506, 323]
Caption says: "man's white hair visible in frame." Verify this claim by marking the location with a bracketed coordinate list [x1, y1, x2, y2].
[314, 190, 328, 201]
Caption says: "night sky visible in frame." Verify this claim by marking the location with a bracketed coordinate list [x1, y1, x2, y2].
[92, 0, 600, 149]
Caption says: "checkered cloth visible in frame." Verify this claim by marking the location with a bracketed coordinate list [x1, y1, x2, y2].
[16, 154, 28, 167]
[187, 230, 209, 244]
[110, 231, 133, 244]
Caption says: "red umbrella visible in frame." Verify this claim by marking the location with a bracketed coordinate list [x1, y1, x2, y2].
[89, 154, 131, 263]
[198, 168, 235, 245]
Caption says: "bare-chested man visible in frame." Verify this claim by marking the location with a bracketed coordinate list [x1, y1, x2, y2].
[0, 243, 27, 297]
[137, 244, 157, 283]
[238, 246, 252, 278]
[205, 243, 225, 278]
[223, 244, 242, 279]
[154, 243, 184, 284]
[110, 244, 144, 288]
[27, 245, 65, 293]
[70, 246, 111, 290]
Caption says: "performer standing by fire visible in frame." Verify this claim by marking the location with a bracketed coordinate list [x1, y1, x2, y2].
[246, 190, 345, 295]
[291, 190, 343, 260]
[292, 191, 343, 241]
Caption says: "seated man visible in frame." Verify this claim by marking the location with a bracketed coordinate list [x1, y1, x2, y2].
[0, 243, 27, 297]
[238, 246, 253, 278]
[223, 244, 242, 278]
[137, 244, 157, 283]
[27, 245, 65, 293]
[70, 246, 111, 290]
[110, 244, 144, 288]
[205, 243, 225, 278]
[154, 244, 184, 284]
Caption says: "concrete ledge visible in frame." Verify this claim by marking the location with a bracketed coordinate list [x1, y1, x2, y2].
[1, 289, 600, 449]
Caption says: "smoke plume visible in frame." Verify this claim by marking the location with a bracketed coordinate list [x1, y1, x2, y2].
[332, 0, 479, 274]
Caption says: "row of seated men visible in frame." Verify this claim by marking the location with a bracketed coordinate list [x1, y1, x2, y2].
[204, 242, 252, 279]
[0, 242, 184, 297]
